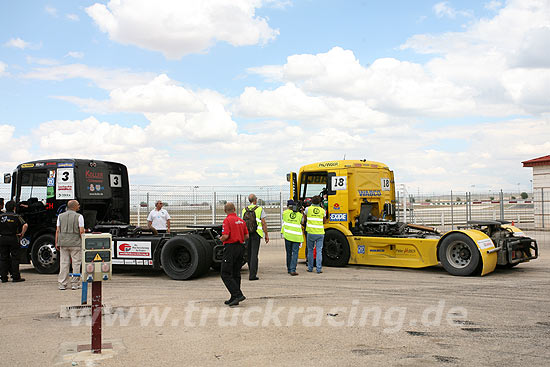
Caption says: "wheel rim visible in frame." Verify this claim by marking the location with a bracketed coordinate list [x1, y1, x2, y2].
[325, 237, 343, 260]
[170, 247, 192, 271]
[446, 241, 472, 269]
[37, 243, 57, 267]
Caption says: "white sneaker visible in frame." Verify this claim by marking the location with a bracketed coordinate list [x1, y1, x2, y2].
[59, 284, 66, 290]
[71, 284, 82, 290]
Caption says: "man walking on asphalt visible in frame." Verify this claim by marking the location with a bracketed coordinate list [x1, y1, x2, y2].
[220, 202, 248, 306]
[55, 200, 84, 290]
[242, 194, 269, 280]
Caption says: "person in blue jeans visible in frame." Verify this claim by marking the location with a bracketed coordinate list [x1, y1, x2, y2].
[303, 196, 327, 273]
[281, 200, 303, 276]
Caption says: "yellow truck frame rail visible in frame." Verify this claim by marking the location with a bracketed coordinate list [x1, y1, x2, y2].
[289, 160, 538, 276]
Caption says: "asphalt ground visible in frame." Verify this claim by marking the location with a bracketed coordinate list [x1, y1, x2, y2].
[0, 232, 549, 367]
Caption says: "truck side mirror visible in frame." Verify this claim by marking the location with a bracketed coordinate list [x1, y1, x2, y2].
[3, 173, 11, 184]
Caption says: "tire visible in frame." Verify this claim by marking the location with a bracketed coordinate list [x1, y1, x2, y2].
[322, 230, 350, 267]
[438, 233, 481, 276]
[31, 234, 59, 274]
[187, 234, 213, 275]
[160, 236, 206, 280]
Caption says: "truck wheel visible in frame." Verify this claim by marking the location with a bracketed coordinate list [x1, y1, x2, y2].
[438, 233, 481, 276]
[323, 230, 350, 267]
[31, 234, 59, 274]
[188, 234, 213, 275]
[161, 236, 206, 280]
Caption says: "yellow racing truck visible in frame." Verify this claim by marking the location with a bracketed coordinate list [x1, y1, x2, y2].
[288, 160, 538, 276]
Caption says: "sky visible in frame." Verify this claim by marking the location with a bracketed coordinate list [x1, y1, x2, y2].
[1, 0, 549, 194]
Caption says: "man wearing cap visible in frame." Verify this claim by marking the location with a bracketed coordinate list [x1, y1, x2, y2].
[281, 200, 303, 276]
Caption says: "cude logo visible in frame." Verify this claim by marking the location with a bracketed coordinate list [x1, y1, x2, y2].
[333, 203, 341, 210]
[119, 243, 132, 252]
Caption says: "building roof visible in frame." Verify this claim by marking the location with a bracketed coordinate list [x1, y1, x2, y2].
[522, 155, 550, 167]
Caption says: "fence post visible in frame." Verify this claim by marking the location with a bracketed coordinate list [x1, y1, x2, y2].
[396, 190, 401, 222]
[542, 188, 545, 228]
[212, 191, 216, 224]
[280, 191, 283, 235]
[500, 189, 504, 221]
[450, 190, 454, 230]
[137, 185, 141, 227]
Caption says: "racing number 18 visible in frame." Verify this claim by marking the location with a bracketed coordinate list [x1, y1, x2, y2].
[331, 176, 347, 190]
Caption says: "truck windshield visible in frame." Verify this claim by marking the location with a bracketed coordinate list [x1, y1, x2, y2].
[19, 171, 48, 202]
[300, 172, 327, 199]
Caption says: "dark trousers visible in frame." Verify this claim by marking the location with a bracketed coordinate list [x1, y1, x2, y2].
[0, 236, 21, 281]
[246, 231, 261, 279]
[221, 243, 244, 299]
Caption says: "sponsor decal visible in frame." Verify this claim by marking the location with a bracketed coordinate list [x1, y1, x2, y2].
[289, 212, 298, 220]
[46, 202, 54, 210]
[46, 162, 56, 166]
[86, 170, 104, 182]
[20, 237, 31, 249]
[47, 187, 54, 199]
[112, 259, 124, 265]
[35, 162, 44, 167]
[514, 231, 525, 237]
[333, 203, 341, 210]
[124, 259, 136, 265]
[48, 170, 55, 178]
[318, 162, 338, 168]
[21, 163, 34, 168]
[58, 162, 74, 168]
[117, 241, 152, 258]
[329, 213, 347, 221]
[312, 207, 321, 215]
[369, 249, 385, 253]
[148, 260, 153, 265]
[477, 238, 494, 250]
[47, 178, 55, 187]
[136, 260, 144, 265]
[396, 248, 417, 256]
[358, 245, 365, 254]
[358, 190, 382, 197]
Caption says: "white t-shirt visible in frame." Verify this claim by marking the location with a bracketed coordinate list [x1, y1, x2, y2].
[56, 213, 84, 227]
[147, 208, 171, 230]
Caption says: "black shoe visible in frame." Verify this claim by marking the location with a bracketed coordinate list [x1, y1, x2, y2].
[1, 279, 8, 283]
[12, 278, 25, 283]
[228, 295, 246, 306]
[224, 297, 235, 305]
[249, 277, 259, 281]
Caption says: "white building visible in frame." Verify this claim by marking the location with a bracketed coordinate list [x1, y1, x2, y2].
[523, 155, 550, 229]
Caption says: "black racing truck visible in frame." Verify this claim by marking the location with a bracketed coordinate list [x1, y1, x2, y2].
[3, 159, 225, 280]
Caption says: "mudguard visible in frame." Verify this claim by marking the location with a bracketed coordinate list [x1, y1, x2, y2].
[439, 229, 498, 276]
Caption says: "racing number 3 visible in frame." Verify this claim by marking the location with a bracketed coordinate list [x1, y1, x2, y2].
[331, 176, 347, 190]
[110, 174, 122, 187]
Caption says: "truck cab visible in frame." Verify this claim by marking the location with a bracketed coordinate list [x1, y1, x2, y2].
[3, 159, 130, 273]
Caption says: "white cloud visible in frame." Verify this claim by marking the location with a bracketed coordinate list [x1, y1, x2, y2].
[23, 64, 156, 90]
[26, 56, 59, 66]
[433, 2, 473, 19]
[0, 61, 7, 76]
[65, 51, 84, 59]
[85, 0, 279, 59]
[45, 6, 57, 17]
[485, 1, 502, 11]
[66, 13, 79, 21]
[5, 37, 30, 49]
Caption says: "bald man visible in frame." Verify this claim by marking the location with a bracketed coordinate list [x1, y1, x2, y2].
[55, 200, 85, 290]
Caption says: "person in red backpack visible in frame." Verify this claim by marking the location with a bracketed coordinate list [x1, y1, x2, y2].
[242, 194, 269, 280]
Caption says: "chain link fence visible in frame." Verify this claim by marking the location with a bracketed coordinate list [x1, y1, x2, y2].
[396, 189, 538, 232]
[130, 185, 290, 232]
[2, 184, 549, 233]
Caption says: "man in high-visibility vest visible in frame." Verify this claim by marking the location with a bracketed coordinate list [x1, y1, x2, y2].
[303, 195, 327, 273]
[281, 200, 303, 276]
[242, 194, 269, 281]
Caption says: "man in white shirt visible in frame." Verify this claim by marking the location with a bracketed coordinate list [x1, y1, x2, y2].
[147, 200, 171, 233]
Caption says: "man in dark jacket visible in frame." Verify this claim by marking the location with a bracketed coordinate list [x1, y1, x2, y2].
[0, 201, 28, 283]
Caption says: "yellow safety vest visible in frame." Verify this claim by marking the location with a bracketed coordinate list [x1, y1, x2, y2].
[281, 209, 303, 242]
[306, 205, 325, 234]
[242, 204, 265, 238]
